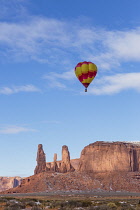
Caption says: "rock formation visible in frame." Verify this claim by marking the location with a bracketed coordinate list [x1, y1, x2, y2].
[59, 145, 75, 173]
[53, 153, 59, 172]
[34, 144, 47, 174]
[78, 141, 140, 172]
[35, 144, 76, 174]
[0, 177, 22, 192]
[34, 141, 140, 175]
[3, 141, 140, 194]
[46, 158, 80, 171]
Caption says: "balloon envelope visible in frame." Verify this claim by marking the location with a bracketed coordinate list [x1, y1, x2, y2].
[75, 61, 97, 91]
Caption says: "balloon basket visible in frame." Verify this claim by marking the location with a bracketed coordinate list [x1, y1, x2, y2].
[85, 88, 87, 92]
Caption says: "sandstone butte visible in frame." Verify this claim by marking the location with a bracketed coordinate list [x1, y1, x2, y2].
[2, 141, 140, 194]
[0, 177, 22, 192]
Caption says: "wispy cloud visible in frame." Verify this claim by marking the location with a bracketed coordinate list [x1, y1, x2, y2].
[23, 120, 61, 126]
[0, 125, 37, 134]
[0, 120, 60, 134]
[0, 0, 28, 21]
[1, 16, 140, 94]
[0, 85, 41, 95]
[88, 72, 140, 95]
[43, 70, 75, 88]
[0, 16, 140, 70]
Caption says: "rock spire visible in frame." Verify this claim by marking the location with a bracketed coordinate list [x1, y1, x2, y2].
[53, 153, 59, 172]
[34, 144, 47, 174]
[60, 145, 75, 173]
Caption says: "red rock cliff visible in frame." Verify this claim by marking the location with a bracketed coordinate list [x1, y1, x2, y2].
[78, 141, 140, 172]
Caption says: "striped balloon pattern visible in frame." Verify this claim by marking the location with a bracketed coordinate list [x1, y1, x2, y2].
[75, 61, 97, 91]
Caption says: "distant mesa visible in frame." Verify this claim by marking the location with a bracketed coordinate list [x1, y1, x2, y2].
[78, 141, 140, 172]
[0, 177, 22, 192]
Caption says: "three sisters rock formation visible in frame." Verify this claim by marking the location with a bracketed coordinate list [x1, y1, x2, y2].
[34, 141, 140, 174]
[34, 144, 75, 174]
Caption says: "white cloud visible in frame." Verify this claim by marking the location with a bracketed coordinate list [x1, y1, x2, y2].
[0, 17, 140, 70]
[0, 18, 70, 62]
[51, 70, 75, 80]
[44, 75, 66, 89]
[0, 85, 41, 95]
[1, 17, 140, 94]
[89, 72, 140, 95]
[105, 28, 140, 61]
[43, 70, 75, 89]
[0, 126, 37, 134]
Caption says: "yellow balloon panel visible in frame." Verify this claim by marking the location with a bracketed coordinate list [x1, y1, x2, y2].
[87, 77, 94, 83]
[81, 78, 87, 84]
[89, 63, 97, 72]
[81, 64, 89, 74]
[75, 67, 82, 77]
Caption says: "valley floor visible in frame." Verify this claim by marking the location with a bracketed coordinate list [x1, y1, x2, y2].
[1, 191, 140, 210]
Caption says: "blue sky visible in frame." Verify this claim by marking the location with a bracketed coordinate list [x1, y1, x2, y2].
[0, 0, 140, 177]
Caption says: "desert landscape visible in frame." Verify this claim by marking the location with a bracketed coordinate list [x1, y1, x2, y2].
[1, 0, 140, 209]
[1, 141, 140, 209]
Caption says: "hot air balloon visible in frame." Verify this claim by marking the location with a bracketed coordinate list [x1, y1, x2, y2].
[74, 61, 97, 92]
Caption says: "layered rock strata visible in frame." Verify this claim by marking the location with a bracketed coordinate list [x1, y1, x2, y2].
[78, 141, 140, 172]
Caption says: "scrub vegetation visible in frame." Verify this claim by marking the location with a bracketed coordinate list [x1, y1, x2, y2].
[1, 196, 140, 210]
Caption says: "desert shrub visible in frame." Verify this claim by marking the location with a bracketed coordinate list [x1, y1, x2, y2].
[49, 200, 81, 209]
[19, 197, 33, 202]
[49, 199, 92, 209]
[49, 200, 63, 208]
[1, 197, 15, 201]
[114, 201, 121, 207]
[31, 206, 43, 210]
[88, 207, 97, 210]
[93, 204, 110, 210]
[0, 197, 17, 205]
[81, 199, 92, 207]
[30, 198, 38, 202]
[39, 200, 48, 209]
[67, 200, 80, 207]
[25, 200, 36, 207]
[4, 200, 26, 210]
[4, 205, 21, 210]
[135, 206, 140, 210]
[120, 203, 135, 210]
[107, 202, 117, 209]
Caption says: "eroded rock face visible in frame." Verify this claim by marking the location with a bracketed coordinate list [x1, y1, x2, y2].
[0, 177, 22, 192]
[34, 144, 47, 174]
[46, 158, 80, 171]
[78, 141, 140, 172]
[53, 153, 59, 172]
[60, 145, 75, 173]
